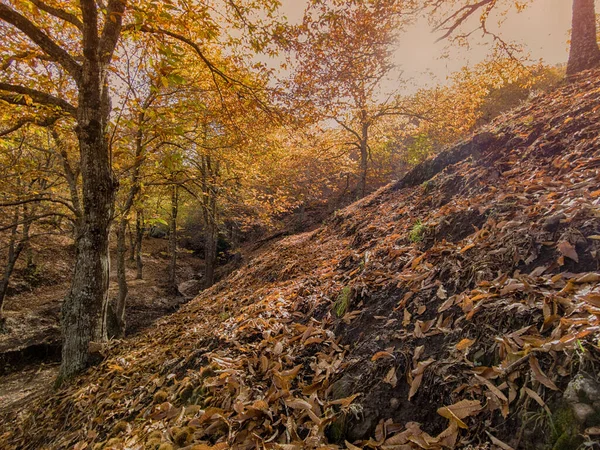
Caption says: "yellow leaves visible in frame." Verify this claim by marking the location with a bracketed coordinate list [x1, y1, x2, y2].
[455, 338, 475, 352]
[372, 350, 394, 362]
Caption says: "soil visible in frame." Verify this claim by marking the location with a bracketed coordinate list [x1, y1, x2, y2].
[0, 236, 203, 414]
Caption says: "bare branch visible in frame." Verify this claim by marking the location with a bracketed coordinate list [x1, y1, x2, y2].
[28, 0, 83, 30]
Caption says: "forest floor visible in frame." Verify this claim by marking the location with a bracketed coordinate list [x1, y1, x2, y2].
[0, 237, 203, 415]
[2, 70, 600, 450]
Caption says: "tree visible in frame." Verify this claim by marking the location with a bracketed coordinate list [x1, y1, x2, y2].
[429, 0, 600, 75]
[1, 0, 284, 379]
[567, 0, 600, 75]
[288, 0, 418, 198]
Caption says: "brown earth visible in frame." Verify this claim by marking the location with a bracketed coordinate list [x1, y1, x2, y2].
[1, 70, 600, 450]
[0, 236, 203, 414]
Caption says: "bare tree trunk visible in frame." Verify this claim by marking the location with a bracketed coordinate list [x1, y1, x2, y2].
[112, 218, 128, 337]
[135, 209, 144, 280]
[128, 221, 135, 262]
[0, 209, 22, 321]
[168, 185, 179, 293]
[203, 214, 218, 289]
[357, 120, 369, 199]
[567, 0, 600, 75]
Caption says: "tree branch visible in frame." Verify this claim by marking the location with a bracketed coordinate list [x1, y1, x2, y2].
[100, 0, 126, 64]
[0, 3, 82, 79]
[28, 0, 83, 30]
[0, 114, 61, 137]
[0, 82, 77, 116]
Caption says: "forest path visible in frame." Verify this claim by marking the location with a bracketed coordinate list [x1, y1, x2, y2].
[0, 237, 203, 415]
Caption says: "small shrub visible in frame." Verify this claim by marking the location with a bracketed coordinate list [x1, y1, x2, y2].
[409, 220, 426, 243]
[334, 286, 352, 317]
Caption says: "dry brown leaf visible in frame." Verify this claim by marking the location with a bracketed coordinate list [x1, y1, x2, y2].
[437, 399, 482, 421]
[384, 367, 398, 387]
[557, 241, 579, 262]
[529, 356, 558, 391]
[485, 431, 515, 450]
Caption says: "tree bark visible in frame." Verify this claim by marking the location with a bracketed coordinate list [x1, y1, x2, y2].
[135, 209, 144, 280]
[0, 208, 25, 320]
[203, 212, 218, 289]
[128, 221, 135, 262]
[357, 120, 369, 199]
[113, 218, 128, 337]
[168, 185, 179, 293]
[567, 0, 600, 75]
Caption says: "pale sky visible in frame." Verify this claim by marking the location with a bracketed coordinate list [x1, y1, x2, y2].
[278, 0, 589, 91]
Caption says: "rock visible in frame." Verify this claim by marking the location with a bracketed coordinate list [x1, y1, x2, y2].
[571, 403, 595, 424]
[543, 213, 566, 232]
[564, 374, 600, 406]
[178, 279, 203, 299]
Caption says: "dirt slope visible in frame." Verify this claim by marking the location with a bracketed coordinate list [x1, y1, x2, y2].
[2, 70, 600, 450]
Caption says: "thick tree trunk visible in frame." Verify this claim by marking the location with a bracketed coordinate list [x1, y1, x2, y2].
[168, 186, 179, 293]
[357, 121, 369, 199]
[135, 210, 144, 280]
[60, 87, 116, 380]
[567, 0, 600, 75]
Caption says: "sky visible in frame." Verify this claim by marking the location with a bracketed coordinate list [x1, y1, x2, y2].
[278, 0, 586, 91]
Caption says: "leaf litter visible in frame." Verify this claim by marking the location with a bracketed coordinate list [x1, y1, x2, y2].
[2, 70, 600, 449]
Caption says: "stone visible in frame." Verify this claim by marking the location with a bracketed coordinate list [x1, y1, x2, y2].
[177, 279, 203, 299]
[571, 402, 596, 424]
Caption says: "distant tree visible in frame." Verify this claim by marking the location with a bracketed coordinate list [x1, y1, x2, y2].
[567, 0, 600, 75]
[429, 0, 600, 75]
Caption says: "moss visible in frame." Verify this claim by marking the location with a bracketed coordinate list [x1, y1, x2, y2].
[325, 415, 346, 443]
[551, 407, 584, 450]
[334, 286, 352, 317]
[409, 220, 426, 243]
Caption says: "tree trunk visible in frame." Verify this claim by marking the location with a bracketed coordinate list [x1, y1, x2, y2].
[357, 121, 369, 199]
[128, 221, 135, 262]
[135, 210, 144, 280]
[567, 0, 600, 75]
[112, 218, 128, 337]
[0, 209, 22, 320]
[168, 186, 179, 293]
[204, 216, 218, 289]
[60, 83, 116, 380]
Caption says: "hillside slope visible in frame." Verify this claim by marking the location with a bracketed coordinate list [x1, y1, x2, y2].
[2, 71, 600, 450]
